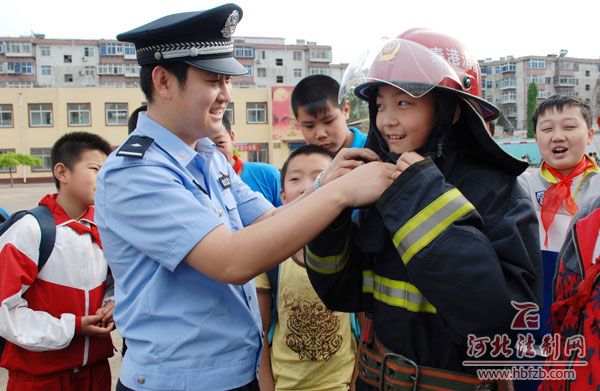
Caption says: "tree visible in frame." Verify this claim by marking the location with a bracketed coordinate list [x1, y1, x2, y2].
[527, 82, 539, 138]
[0, 152, 42, 187]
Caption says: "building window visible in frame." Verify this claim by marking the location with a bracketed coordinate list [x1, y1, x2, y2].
[234, 46, 254, 58]
[309, 67, 331, 76]
[0, 149, 16, 173]
[124, 44, 135, 56]
[293, 68, 302, 78]
[244, 65, 252, 75]
[293, 51, 302, 61]
[29, 104, 53, 127]
[40, 46, 50, 56]
[259, 50, 265, 60]
[225, 103, 234, 124]
[84, 66, 95, 76]
[276, 76, 284, 83]
[105, 103, 128, 125]
[68, 103, 91, 126]
[64, 55, 72, 63]
[247, 143, 268, 163]
[586, 70, 590, 76]
[0, 105, 13, 127]
[586, 84, 591, 91]
[526, 59, 545, 69]
[247, 102, 267, 124]
[276, 58, 283, 66]
[41, 65, 51, 75]
[100, 43, 124, 56]
[257, 68, 266, 78]
[30, 148, 52, 171]
[0, 42, 3, 54]
[6, 41, 32, 55]
[7, 62, 33, 74]
[84, 47, 94, 57]
[64, 74, 73, 83]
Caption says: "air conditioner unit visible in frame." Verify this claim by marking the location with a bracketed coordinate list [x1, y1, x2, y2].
[82, 57, 87, 62]
[78, 70, 85, 76]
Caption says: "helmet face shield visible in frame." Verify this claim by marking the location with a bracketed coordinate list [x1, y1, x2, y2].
[339, 38, 465, 103]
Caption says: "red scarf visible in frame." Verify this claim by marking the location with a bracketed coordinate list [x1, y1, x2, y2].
[232, 155, 244, 175]
[540, 157, 593, 247]
[66, 221, 103, 249]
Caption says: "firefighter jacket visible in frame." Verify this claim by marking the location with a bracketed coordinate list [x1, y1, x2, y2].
[306, 98, 543, 375]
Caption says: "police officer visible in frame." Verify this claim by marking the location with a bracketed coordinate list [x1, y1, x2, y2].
[94, 4, 396, 391]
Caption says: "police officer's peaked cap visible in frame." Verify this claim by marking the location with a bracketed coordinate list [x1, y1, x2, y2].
[116, 3, 246, 76]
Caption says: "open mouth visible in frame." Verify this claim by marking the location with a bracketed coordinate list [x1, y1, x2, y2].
[387, 135, 406, 142]
[552, 147, 568, 154]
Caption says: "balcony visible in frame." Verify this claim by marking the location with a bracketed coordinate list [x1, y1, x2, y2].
[554, 76, 578, 87]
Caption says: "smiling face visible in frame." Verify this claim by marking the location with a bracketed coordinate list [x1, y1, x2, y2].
[535, 105, 594, 176]
[297, 100, 352, 155]
[375, 86, 436, 155]
[169, 67, 233, 145]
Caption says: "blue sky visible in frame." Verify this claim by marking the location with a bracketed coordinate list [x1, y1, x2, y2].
[2, 0, 599, 64]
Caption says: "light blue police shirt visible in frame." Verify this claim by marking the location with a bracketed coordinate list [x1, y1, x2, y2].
[95, 113, 274, 391]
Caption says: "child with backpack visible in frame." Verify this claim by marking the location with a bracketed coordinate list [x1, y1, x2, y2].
[0, 132, 115, 391]
[256, 144, 358, 391]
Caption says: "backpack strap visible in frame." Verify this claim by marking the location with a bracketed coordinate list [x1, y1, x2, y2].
[27, 205, 56, 270]
[0, 205, 55, 359]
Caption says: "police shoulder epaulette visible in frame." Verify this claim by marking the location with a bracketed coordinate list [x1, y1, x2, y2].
[116, 135, 154, 159]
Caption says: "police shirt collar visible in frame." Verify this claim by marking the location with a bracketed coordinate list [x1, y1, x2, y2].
[136, 112, 208, 167]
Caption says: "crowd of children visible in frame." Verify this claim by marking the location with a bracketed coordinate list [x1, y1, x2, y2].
[1, 3, 599, 391]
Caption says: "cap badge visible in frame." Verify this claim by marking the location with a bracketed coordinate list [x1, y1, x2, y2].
[221, 10, 239, 38]
[154, 51, 162, 61]
[378, 40, 401, 62]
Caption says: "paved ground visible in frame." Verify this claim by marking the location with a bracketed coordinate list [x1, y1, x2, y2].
[0, 182, 123, 390]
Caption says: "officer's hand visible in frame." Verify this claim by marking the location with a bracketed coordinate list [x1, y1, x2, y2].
[395, 151, 424, 176]
[80, 314, 114, 337]
[334, 161, 396, 207]
[320, 148, 381, 187]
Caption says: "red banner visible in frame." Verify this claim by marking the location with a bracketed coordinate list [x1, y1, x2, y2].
[237, 143, 260, 152]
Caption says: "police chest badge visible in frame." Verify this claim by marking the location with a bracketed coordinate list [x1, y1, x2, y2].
[221, 10, 239, 38]
[219, 171, 231, 189]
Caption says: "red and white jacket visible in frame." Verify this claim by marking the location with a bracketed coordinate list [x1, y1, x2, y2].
[0, 194, 114, 375]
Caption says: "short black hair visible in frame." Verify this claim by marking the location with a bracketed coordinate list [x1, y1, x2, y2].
[291, 75, 344, 118]
[280, 144, 334, 190]
[140, 62, 191, 103]
[222, 115, 232, 136]
[128, 105, 147, 135]
[532, 95, 592, 131]
[51, 132, 112, 189]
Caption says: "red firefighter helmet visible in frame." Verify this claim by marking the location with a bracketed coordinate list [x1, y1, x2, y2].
[341, 28, 499, 121]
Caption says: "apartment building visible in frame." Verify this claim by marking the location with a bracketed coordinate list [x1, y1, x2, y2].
[479, 52, 600, 135]
[0, 86, 307, 184]
[0, 35, 346, 89]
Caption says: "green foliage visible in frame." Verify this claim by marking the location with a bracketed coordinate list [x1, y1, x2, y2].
[0, 152, 43, 187]
[346, 89, 370, 134]
[527, 83, 539, 138]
